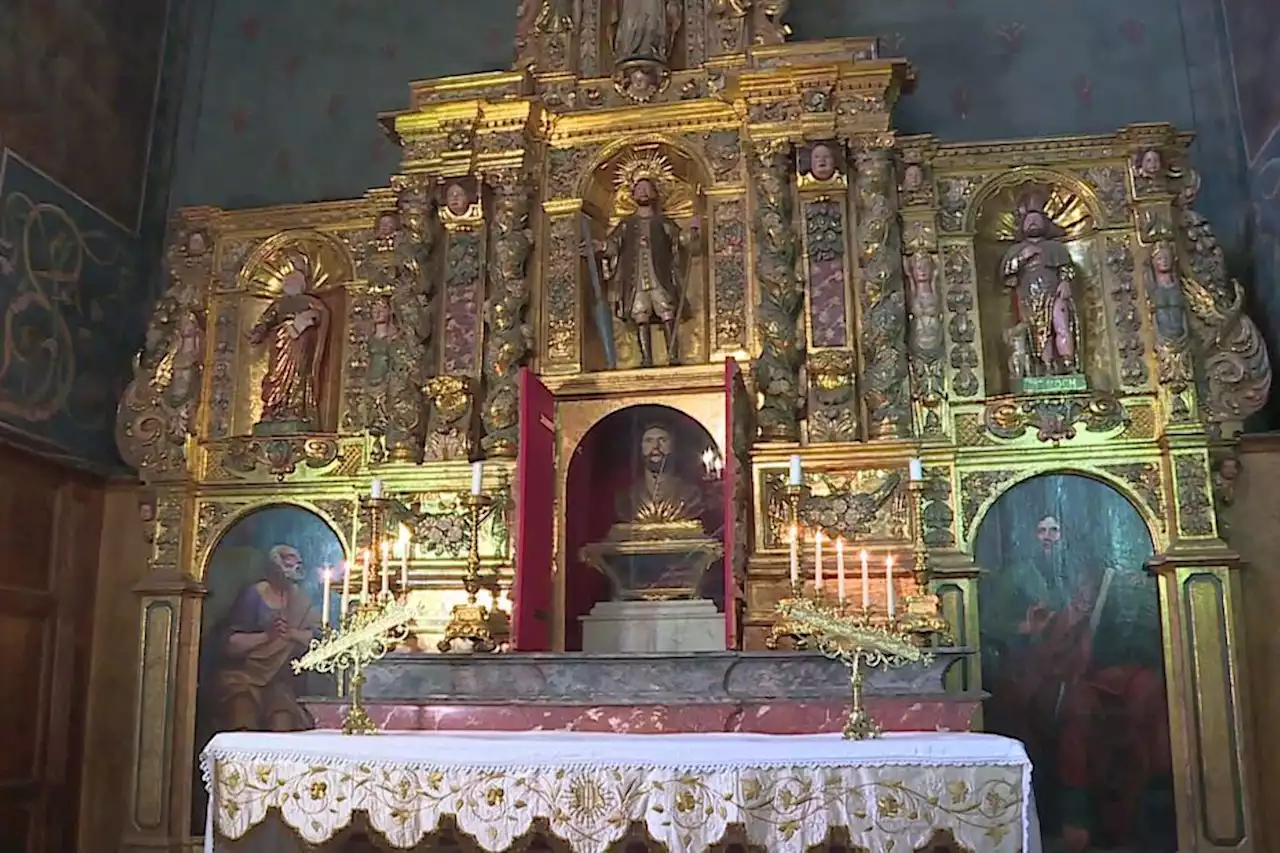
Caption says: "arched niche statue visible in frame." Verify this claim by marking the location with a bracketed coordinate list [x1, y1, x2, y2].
[582, 143, 709, 371]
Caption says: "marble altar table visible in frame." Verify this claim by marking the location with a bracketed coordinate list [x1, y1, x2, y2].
[202, 730, 1041, 853]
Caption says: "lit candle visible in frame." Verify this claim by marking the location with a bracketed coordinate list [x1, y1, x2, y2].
[836, 538, 846, 602]
[908, 458, 923, 482]
[702, 449, 715, 477]
[399, 526, 410, 590]
[886, 555, 896, 618]
[341, 561, 350, 619]
[380, 541, 391, 593]
[860, 549, 870, 610]
[788, 454, 802, 486]
[814, 529, 824, 591]
[361, 549, 371, 601]
[788, 524, 799, 587]
[321, 567, 332, 628]
[471, 461, 484, 496]
[370, 479, 384, 499]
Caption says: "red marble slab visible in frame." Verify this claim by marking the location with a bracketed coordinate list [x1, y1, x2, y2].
[304, 698, 979, 734]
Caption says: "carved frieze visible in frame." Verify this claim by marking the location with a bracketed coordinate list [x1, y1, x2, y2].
[959, 469, 1019, 544]
[544, 216, 580, 366]
[1103, 233, 1149, 390]
[221, 436, 341, 481]
[807, 349, 858, 443]
[981, 393, 1128, 443]
[711, 197, 748, 352]
[920, 466, 956, 548]
[942, 244, 980, 398]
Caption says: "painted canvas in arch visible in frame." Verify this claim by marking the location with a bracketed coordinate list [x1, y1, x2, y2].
[0, 0, 169, 227]
[0, 151, 144, 466]
[974, 473, 1174, 852]
[192, 503, 345, 831]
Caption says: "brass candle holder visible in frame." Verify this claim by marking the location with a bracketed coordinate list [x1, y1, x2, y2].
[908, 475, 931, 590]
[438, 491, 505, 652]
[775, 592, 951, 739]
[292, 592, 421, 735]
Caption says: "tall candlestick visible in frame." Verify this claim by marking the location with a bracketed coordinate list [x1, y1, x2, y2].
[886, 555, 896, 618]
[380, 541, 391, 593]
[370, 479, 384, 499]
[814, 529, 824, 590]
[788, 454, 802, 486]
[908, 458, 923, 481]
[341, 561, 350, 618]
[360, 549, 370, 601]
[471, 461, 484, 495]
[860, 549, 870, 610]
[788, 524, 799, 588]
[321, 568, 332, 628]
[836, 538, 846, 602]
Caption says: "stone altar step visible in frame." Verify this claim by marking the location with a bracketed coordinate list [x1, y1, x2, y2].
[302, 650, 983, 735]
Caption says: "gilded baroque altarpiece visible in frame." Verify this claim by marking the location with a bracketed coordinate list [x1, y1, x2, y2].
[113, 3, 1268, 851]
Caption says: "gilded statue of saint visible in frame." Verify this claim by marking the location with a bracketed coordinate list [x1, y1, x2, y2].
[249, 254, 330, 432]
[616, 423, 705, 525]
[612, 0, 682, 64]
[595, 176, 700, 367]
[1001, 187, 1081, 376]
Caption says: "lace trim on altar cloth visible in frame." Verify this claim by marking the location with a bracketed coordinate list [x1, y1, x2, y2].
[202, 734, 1039, 853]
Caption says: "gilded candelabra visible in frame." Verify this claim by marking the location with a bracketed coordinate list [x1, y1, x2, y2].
[438, 491, 507, 652]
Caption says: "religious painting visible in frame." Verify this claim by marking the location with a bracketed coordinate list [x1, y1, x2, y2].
[975, 473, 1175, 853]
[564, 404, 724, 649]
[191, 504, 345, 831]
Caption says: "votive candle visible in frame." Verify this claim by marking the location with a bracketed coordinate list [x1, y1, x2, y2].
[836, 538, 846, 602]
[471, 461, 484, 495]
[814, 529, 824, 591]
[860, 549, 870, 610]
[788, 524, 799, 587]
[321, 568, 332, 628]
[788, 454, 802, 486]
[886, 555, 896, 618]
[340, 561, 350, 618]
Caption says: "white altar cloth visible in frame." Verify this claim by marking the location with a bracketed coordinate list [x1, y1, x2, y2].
[203, 730, 1040, 853]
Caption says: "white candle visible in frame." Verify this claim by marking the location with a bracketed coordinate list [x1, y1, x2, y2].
[814, 529, 823, 591]
[361, 549, 370, 601]
[860, 549, 870, 609]
[380, 541, 391, 593]
[341, 561, 350, 619]
[471, 461, 484, 495]
[886, 555, 896, 618]
[321, 568, 332, 628]
[370, 479, 384, 499]
[909, 458, 924, 481]
[788, 454, 802, 486]
[836, 538, 846, 602]
[788, 525, 799, 587]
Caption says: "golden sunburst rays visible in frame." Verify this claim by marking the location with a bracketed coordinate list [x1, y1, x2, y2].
[238, 232, 352, 295]
[981, 180, 1095, 243]
[609, 147, 699, 221]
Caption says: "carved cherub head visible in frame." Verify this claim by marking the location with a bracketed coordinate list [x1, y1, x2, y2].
[1136, 149, 1163, 180]
[902, 162, 924, 191]
[808, 142, 838, 181]
[444, 182, 472, 217]
[375, 211, 399, 238]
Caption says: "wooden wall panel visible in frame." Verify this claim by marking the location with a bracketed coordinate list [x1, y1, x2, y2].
[0, 444, 103, 853]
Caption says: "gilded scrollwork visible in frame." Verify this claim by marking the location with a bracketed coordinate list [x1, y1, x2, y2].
[1099, 462, 1164, 527]
[221, 436, 341, 482]
[545, 216, 580, 364]
[194, 500, 244, 575]
[1103, 233, 1149, 390]
[482, 172, 536, 457]
[147, 490, 185, 574]
[748, 139, 803, 441]
[312, 498, 356, 547]
[806, 349, 858, 443]
[116, 221, 210, 480]
[920, 466, 956, 548]
[207, 300, 238, 440]
[215, 237, 259, 291]
[853, 145, 910, 438]
[425, 375, 475, 462]
[1172, 166, 1272, 426]
[937, 175, 986, 233]
[1173, 453, 1215, 537]
[942, 245, 980, 398]
[546, 146, 599, 199]
[711, 198, 748, 351]
[767, 470, 906, 543]
[959, 469, 1018, 544]
[694, 131, 742, 184]
[1079, 165, 1127, 224]
[982, 392, 1128, 443]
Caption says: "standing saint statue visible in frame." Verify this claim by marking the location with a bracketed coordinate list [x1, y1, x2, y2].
[1001, 186, 1081, 377]
[249, 253, 330, 432]
[612, 0, 682, 64]
[594, 175, 700, 367]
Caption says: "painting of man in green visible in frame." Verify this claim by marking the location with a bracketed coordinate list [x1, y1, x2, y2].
[976, 473, 1175, 853]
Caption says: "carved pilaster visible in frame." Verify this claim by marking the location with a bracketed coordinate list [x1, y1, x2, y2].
[482, 170, 536, 457]
[850, 141, 910, 438]
[898, 142, 946, 438]
[747, 138, 803, 442]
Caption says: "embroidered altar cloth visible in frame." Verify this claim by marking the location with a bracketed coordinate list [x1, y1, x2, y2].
[202, 730, 1038, 853]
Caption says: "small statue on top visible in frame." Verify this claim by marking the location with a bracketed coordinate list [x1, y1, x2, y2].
[1001, 186, 1081, 378]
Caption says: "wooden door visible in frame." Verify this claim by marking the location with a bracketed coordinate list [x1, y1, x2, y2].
[0, 446, 102, 853]
[722, 358, 753, 650]
[511, 368, 557, 651]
